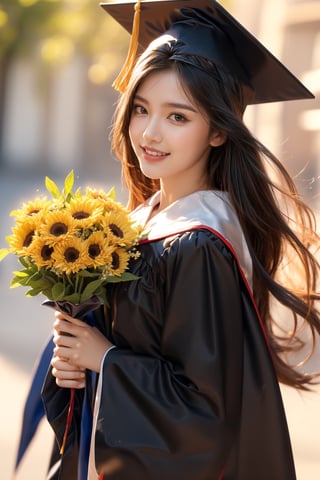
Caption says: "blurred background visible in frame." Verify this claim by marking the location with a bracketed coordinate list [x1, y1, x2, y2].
[0, 0, 319, 479]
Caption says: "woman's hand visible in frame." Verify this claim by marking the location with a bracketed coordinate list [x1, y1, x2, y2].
[52, 311, 113, 376]
[51, 357, 86, 389]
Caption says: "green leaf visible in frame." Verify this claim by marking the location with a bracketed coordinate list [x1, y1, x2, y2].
[26, 278, 46, 289]
[12, 275, 30, 287]
[121, 272, 140, 281]
[26, 287, 44, 297]
[28, 271, 43, 282]
[45, 176, 61, 199]
[93, 288, 109, 306]
[106, 272, 140, 283]
[106, 186, 116, 200]
[81, 279, 104, 302]
[75, 188, 82, 198]
[63, 293, 82, 304]
[18, 257, 28, 268]
[63, 170, 74, 196]
[10, 276, 23, 288]
[12, 270, 29, 278]
[77, 270, 100, 278]
[0, 248, 9, 261]
[51, 282, 65, 300]
[41, 288, 55, 300]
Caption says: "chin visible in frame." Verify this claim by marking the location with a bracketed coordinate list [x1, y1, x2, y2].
[139, 167, 162, 181]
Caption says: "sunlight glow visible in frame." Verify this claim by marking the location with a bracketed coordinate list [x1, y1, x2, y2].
[41, 35, 74, 64]
[299, 109, 320, 131]
[0, 9, 8, 28]
[19, 0, 39, 6]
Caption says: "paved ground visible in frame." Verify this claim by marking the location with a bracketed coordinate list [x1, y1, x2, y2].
[0, 168, 319, 479]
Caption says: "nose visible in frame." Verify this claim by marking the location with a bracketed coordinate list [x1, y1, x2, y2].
[142, 117, 162, 143]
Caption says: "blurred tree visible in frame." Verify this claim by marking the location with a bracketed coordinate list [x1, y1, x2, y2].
[0, 0, 231, 163]
[0, 0, 127, 163]
[0, 0, 60, 159]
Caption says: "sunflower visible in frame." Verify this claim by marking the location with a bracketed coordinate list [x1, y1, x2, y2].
[85, 231, 112, 268]
[29, 236, 54, 268]
[104, 211, 140, 247]
[0, 171, 143, 305]
[51, 236, 88, 274]
[67, 196, 104, 229]
[7, 217, 39, 256]
[85, 187, 126, 214]
[40, 210, 76, 246]
[85, 187, 110, 202]
[108, 247, 131, 276]
[10, 197, 50, 222]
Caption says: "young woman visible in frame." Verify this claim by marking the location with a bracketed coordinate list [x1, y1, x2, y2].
[41, 1, 320, 479]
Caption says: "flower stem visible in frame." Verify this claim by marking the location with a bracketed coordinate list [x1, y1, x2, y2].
[60, 388, 75, 455]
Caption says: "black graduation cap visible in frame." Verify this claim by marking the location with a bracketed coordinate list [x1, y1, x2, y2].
[100, 0, 314, 104]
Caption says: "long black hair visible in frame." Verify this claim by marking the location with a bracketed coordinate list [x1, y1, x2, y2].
[112, 38, 320, 389]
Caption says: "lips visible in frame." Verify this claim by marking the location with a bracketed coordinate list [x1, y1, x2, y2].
[142, 146, 169, 158]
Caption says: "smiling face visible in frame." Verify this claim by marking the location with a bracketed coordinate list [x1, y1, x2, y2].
[128, 69, 225, 200]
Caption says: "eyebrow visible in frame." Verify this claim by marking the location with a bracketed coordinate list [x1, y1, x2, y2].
[134, 94, 198, 113]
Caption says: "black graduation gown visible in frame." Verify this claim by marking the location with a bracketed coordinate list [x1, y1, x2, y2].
[42, 190, 296, 480]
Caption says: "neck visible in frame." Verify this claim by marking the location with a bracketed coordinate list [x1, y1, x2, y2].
[158, 179, 209, 212]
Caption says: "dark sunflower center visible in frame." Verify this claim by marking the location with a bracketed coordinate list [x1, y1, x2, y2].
[73, 211, 90, 220]
[64, 247, 80, 263]
[111, 252, 120, 270]
[88, 243, 101, 259]
[50, 222, 68, 236]
[23, 231, 35, 247]
[109, 223, 124, 238]
[41, 245, 54, 260]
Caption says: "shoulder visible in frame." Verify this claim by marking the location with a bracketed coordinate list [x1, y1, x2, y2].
[137, 227, 243, 284]
[157, 228, 252, 291]
[138, 229, 238, 287]
[163, 228, 235, 263]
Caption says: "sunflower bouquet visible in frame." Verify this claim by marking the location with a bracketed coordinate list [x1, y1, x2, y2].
[0, 171, 143, 457]
[0, 171, 142, 306]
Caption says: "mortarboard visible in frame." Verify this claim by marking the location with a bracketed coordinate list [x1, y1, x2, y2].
[100, 0, 314, 104]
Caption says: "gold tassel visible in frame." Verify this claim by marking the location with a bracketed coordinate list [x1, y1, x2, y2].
[112, 0, 141, 93]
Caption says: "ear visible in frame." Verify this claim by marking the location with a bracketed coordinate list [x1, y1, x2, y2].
[209, 130, 227, 147]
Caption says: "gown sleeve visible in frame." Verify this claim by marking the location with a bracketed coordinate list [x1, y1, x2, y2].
[94, 230, 244, 480]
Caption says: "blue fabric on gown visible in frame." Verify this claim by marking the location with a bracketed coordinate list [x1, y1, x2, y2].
[15, 337, 54, 470]
[15, 313, 96, 479]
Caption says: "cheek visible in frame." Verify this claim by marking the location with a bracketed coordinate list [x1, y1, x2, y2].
[128, 119, 141, 147]
[181, 126, 211, 149]
[128, 124, 137, 150]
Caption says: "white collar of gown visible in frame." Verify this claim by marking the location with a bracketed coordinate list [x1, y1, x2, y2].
[131, 190, 253, 290]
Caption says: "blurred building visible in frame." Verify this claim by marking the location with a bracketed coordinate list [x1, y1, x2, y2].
[1, 0, 319, 205]
[2, 55, 121, 180]
[234, 0, 320, 208]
